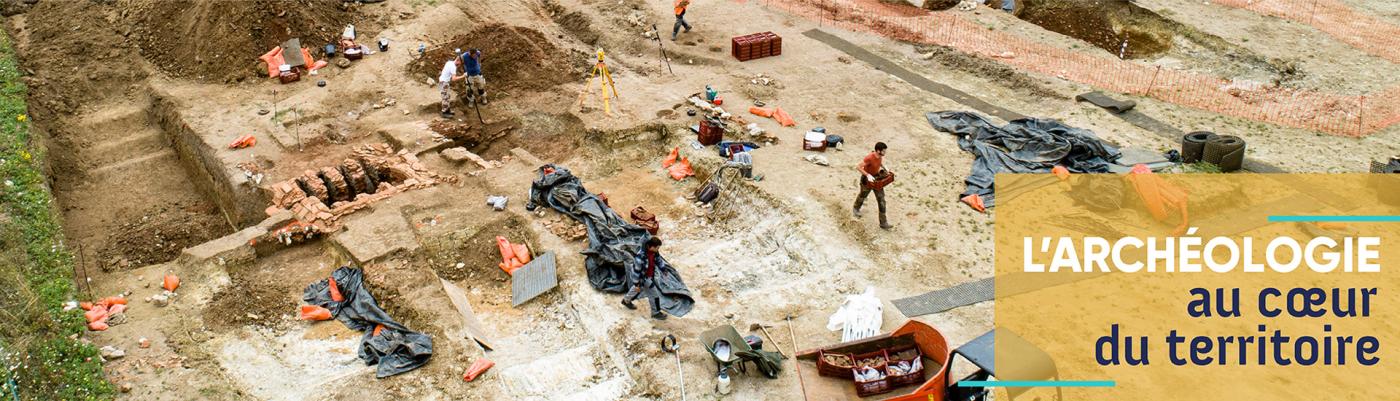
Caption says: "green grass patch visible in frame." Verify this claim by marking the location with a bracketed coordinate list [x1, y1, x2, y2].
[1184, 161, 1224, 174]
[0, 31, 114, 400]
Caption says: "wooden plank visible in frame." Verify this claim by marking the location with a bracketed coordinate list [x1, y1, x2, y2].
[439, 277, 496, 351]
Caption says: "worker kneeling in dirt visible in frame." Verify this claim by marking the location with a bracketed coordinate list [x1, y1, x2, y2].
[460, 49, 488, 105]
[623, 237, 671, 320]
[439, 55, 466, 118]
[853, 142, 893, 230]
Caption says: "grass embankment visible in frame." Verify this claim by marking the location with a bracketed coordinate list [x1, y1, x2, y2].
[0, 33, 114, 400]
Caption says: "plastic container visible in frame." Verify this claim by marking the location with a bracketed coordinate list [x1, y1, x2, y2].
[886, 344, 926, 387]
[817, 350, 855, 379]
[852, 349, 892, 397]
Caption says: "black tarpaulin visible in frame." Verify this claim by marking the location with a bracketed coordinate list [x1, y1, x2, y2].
[304, 267, 433, 378]
[927, 111, 1121, 208]
[526, 164, 695, 317]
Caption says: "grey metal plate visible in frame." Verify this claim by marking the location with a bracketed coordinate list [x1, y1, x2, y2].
[512, 251, 558, 307]
[892, 277, 993, 318]
[1075, 91, 1136, 114]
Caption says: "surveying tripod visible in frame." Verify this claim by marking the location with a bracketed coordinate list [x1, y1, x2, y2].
[577, 48, 621, 116]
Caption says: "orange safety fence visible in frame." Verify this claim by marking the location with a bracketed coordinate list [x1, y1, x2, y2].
[1210, 0, 1400, 64]
[742, 0, 1400, 137]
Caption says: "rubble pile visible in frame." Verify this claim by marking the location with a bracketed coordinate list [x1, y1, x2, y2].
[264, 143, 458, 236]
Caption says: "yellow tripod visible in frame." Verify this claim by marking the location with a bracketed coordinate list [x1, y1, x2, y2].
[578, 48, 621, 116]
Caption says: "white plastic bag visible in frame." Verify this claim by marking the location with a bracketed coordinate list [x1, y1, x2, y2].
[827, 286, 883, 342]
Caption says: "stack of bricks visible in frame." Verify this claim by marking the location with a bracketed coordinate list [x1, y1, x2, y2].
[731, 32, 782, 61]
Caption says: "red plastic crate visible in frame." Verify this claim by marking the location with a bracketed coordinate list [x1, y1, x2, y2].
[732, 32, 782, 62]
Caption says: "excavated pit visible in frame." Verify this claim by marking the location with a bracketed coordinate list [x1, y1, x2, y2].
[43, 96, 236, 271]
[1017, 0, 1174, 59]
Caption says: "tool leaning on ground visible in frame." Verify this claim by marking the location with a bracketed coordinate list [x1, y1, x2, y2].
[462, 74, 485, 124]
[651, 24, 674, 75]
[787, 314, 810, 401]
[661, 334, 686, 401]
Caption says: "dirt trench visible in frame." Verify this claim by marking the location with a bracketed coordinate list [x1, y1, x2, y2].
[49, 97, 234, 272]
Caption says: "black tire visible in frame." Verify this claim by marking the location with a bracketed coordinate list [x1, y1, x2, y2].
[1203, 135, 1246, 172]
[1181, 131, 1217, 164]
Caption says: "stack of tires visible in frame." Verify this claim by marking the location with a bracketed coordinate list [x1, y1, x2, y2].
[1181, 131, 1246, 172]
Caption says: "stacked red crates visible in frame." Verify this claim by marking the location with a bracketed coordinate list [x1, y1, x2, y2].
[731, 32, 782, 62]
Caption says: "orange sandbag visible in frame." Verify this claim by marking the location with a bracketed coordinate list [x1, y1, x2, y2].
[668, 157, 694, 180]
[79, 302, 93, 311]
[228, 135, 256, 149]
[661, 147, 680, 168]
[328, 275, 345, 302]
[300, 48, 316, 69]
[107, 304, 127, 315]
[960, 194, 987, 213]
[299, 305, 333, 321]
[162, 274, 180, 292]
[1126, 164, 1189, 235]
[98, 296, 127, 307]
[84, 306, 107, 323]
[512, 243, 531, 265]
[309, 59, 329, 71]
[463, 358, 495, 382]
[496, 236, 515, 264]
[87, 321, 109, 331]
[1051, 165, 1070, 181]
[749, 106, 774, 117]
[772, 107, 796, 127]
[258, 46, 285, 78]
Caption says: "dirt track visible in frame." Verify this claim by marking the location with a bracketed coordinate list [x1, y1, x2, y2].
[6, 0, 1398, 399]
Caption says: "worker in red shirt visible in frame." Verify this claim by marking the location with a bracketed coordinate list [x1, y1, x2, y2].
[672, 0, 693, 41]
[624, 237, 670, 320]
[853, 142, 892, 230]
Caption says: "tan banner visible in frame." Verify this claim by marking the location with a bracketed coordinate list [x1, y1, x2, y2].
[993, 173, 1400, 400]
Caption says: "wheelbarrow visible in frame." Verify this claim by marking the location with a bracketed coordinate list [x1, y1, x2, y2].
[700, 325, 754, 377]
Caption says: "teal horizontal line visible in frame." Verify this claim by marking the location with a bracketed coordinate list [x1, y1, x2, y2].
[1269, 215, 1400, 222]
[956, 380, 1116, 388]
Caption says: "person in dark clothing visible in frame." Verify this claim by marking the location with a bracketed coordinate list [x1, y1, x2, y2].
[623, 237, 670, 320]
[459, 49, 487, 105]
[853, 142, 893, 230]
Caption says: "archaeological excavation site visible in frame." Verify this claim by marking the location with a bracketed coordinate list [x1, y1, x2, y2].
[0, 0, 1398, 400]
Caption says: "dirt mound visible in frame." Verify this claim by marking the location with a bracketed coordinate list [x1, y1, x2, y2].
[14, 0, 149, 117]
[127, 0, 354, 82]
[408, 24, 579, 92]
[97, 203, 230, 271]
[204, 271, 299, 331]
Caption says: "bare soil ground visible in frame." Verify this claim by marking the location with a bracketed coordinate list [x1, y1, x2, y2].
[7, 0, 1399, 399]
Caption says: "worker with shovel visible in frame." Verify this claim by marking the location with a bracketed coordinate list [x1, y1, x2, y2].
[438, 55, 466, 118]
[623, 237, 672, 320]
[853, 142, 893, 230]
[460, 49, 488, 105]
